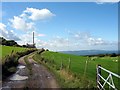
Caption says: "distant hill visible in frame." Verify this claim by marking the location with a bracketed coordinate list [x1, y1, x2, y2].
[59, 50, 119, 56]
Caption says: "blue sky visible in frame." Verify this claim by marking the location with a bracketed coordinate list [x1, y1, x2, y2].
[0, 2, 118, 51]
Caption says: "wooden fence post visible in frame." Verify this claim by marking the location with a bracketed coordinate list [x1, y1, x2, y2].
[68, 57, 71, 70]
[84, 59, 88, 77]
[60, 58, 63, 70]
[52, 55, 54, 63]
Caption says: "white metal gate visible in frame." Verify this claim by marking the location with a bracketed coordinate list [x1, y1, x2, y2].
[96, 65, 120, 90]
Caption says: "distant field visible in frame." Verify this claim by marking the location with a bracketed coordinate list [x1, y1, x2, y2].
[0, 45, 28, 58]
[38, 51, 119, 88]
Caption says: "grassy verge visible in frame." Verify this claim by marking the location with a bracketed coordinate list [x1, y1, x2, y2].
[24, 52, 36, 76]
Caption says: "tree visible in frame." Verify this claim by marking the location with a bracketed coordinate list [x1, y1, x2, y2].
[0, 37, 7, 45]
[22, 45, 27, 48]
[0, 37, 19, 46]
[110, 53, 117, 57]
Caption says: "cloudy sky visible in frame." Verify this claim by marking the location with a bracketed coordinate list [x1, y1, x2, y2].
[0, 2, 118, 51]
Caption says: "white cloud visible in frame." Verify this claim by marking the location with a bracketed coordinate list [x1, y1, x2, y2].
[96, 0, 119, 2]
[72, 32, 111, 45]
[95, 0, 119, 4]
[73, 32, 90, 40]
[9, 16, 35, 31]
[9, 8, 55, 31]
[87, 37, 105, 45]
[33, 36, 71, 51]
[37, 34, 46, 37]
[0, 23, 20, 41]
[23, 8, 55, 21]
[17, 31, 46, 45]
[17, 32, 32, 45]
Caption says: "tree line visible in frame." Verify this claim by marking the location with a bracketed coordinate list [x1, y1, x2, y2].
[0, 37, 35, 48]
[0, 37, 20, 46]
[87, 53, 120, 57]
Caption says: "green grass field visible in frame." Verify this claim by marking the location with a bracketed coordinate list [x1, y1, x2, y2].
[36, 51, 119, 88]
[0, 45, 29, 58]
